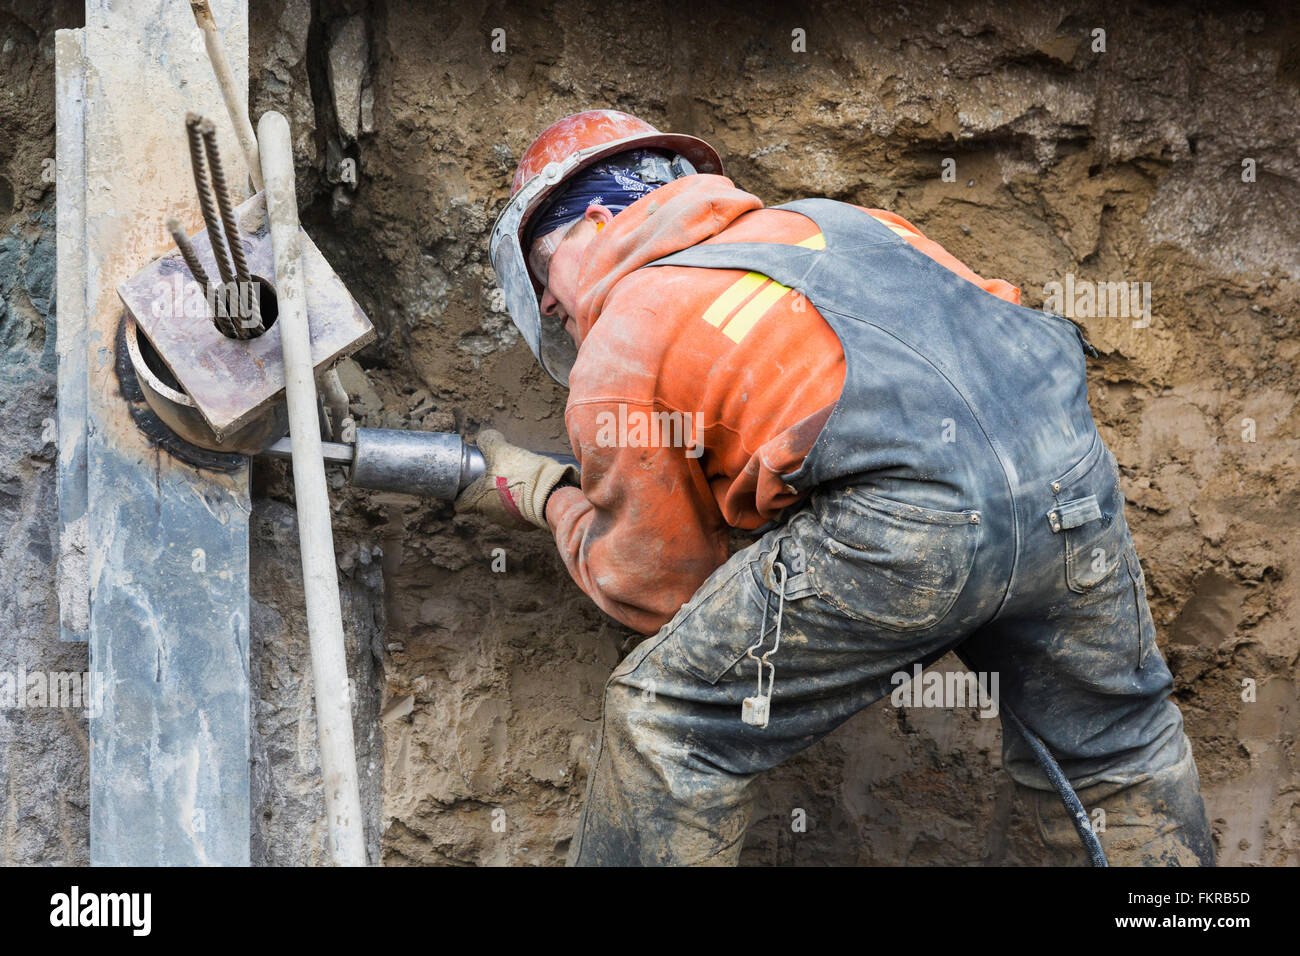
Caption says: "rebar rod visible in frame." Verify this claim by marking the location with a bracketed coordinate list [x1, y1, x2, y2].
[171, 215, 237, 337]
[166, 217, 213, 304]
[185, 112, 239, 337]
[200, 118, 263, 337]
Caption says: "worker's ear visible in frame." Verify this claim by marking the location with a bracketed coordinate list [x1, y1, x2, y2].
[583, 204, 615, 230]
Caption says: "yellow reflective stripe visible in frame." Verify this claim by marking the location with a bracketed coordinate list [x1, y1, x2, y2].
[697, 232, 824, 336]
[719, 233, 822, 340]
[885, 223, 915, 239]
[702, 272, 767, 327]
[722, 279, 792, 342]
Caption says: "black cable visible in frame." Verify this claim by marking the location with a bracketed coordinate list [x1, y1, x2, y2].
[1001, 703, 1108, 867]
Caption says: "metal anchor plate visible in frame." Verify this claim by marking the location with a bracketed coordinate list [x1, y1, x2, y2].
[116, 191, 375, 439]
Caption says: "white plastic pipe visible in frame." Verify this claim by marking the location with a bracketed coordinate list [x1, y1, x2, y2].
[190, 0, 264, 191]
[321, 367, 352, 442]
[258, 110, 366, 866]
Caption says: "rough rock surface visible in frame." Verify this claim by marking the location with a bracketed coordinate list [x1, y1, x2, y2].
[2, 0, 1297, 866]
[249, 498, 386, 866]
[0, 0, 87, 864]
[0, 0, 388, 865]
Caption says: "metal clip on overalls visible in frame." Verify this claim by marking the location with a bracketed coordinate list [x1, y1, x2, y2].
[742, 559, 788, 728]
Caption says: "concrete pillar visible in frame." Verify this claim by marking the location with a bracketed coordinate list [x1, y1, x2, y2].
[58, 0, 254, 866]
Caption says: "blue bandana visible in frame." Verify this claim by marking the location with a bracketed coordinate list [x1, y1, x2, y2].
[526, 149, 679, 247]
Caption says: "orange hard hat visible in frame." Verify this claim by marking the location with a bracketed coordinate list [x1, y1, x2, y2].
[490, 110, 723, 385]
[510, 109, 722, 196]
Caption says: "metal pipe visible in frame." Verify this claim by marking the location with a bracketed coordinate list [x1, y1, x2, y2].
[262, 429, 585, 501]
[258, 109, 366, 867]
[189, 0, 264, 192]
[263, 437, 356, 466]
[348, 428, 475, 500]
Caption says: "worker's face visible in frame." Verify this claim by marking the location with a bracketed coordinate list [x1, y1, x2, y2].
[536, 205, 613, 344]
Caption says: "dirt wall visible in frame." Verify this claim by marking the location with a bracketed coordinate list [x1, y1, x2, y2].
[1, 0, 1296, 865]
[246, 0, 1298, 865]
[248, 0, 1294, 868]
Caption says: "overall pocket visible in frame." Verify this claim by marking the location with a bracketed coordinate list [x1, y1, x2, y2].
[1124, 544, 1157, 669]
[665, 554, 770, 686]
[1048, 438, 1126, 593]
[813, 488, 982, 631]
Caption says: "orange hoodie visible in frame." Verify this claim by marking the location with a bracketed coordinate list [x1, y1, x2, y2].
[545, 175, 1020, 634]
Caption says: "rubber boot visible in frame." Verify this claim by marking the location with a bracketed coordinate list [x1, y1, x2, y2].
[1029, 741, 1215, 866]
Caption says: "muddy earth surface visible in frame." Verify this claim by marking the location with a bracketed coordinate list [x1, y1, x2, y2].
[1, 0, 1296, 865]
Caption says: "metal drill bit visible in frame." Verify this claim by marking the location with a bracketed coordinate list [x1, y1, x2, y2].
[200, 118, 263, 337]
[185, 112, 240, 337]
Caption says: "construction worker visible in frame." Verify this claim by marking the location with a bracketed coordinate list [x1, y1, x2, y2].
[457, 109, 1215, 867]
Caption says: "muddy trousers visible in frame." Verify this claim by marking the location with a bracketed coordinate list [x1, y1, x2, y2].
[567, 483, 1214, 866]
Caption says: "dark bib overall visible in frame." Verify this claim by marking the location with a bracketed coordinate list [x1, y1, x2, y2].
[645, 198, 1100, 621]
[568, 200, 1210, 867]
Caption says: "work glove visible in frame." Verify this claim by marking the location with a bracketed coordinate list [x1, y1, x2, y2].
[454, 429, 579, 530]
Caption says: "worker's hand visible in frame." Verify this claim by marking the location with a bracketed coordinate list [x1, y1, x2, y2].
[454, 429, 578, 530]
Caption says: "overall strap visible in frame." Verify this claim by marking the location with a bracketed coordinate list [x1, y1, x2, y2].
[643, 197, 901, 291]
[776, 197, 901, 248]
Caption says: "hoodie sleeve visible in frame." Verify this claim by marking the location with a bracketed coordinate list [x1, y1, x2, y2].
[546, 400, 728, 635]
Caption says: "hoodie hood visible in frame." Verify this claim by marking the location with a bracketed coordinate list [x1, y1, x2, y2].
[571, 174, 764, 341]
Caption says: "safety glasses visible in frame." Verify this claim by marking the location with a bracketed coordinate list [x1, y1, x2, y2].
[527, 217, 582, 290]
